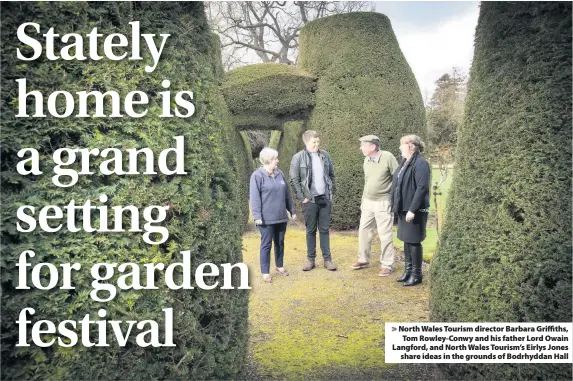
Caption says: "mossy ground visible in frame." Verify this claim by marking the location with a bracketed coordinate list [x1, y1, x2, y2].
[242, 224, 430, 379]
[240, 167, 452, 379]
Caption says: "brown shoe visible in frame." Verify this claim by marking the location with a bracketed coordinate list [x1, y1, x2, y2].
[378, 267, 394, 277]
[324, 259, 337, 271]
[302, 259, 315, 271]
[350, 261, 369, 270]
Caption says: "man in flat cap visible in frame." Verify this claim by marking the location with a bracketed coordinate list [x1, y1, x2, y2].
[352, 135, 399, 276]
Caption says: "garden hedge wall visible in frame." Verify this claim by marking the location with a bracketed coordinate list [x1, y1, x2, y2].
[209, 34, 251, 224]
[268, 130, 282, 150]
[221, 63, 316, 130]
[276, 121, 307, 214]
[298, 12, 425, 229]
[430, 3, 572, 380]
[1, 2, 248, 380]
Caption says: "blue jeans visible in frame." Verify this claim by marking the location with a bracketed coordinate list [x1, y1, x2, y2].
[258, 222, 287, 274]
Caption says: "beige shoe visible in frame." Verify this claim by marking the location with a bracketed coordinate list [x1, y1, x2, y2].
[276, 267, 289, 276]
[378, 267, 394, 277]
[350, 261, 369, 270]
[262, 274, 272, 283]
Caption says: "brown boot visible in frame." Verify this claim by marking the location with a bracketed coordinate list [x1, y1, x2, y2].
[302, 259, 315, 271]
[324, 259, 337, 271]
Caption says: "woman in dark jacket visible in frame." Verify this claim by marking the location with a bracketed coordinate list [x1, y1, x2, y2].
[390, 135, 431, 286]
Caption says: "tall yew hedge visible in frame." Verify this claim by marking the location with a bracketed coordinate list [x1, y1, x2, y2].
[298, 12, 425, 229]
[1, 2, 248, 380]
[209, 34, 251, 224]
[430, 2, 572, 380]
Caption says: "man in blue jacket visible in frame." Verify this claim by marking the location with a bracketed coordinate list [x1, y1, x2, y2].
[289, 130, 337, 271]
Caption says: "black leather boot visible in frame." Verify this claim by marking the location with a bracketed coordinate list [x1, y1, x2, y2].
[404, 244, 423, 286]
[396, 243, 412, 282]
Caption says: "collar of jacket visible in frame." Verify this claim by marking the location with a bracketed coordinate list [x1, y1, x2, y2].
[304, 148, 324, 159]
[400, 151, 420, 169]
[260, 167, 279, 177]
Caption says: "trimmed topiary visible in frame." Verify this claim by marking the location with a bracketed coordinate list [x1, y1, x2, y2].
[298, 12, 426, 229]
[209, 34, 252, 225]
[276, 121, 307, 212]
[430, 3, 572, 380]
[221, 63, 316, 130]
[268, 130, 282, 150]
[276, 121, 306, 176]
[1, 2, 248, 380]
[230, 114, 292, 131]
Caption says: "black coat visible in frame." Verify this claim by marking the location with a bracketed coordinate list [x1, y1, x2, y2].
[390, 152, 431, 214]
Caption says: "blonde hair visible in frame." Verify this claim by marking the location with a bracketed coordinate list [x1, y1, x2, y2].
[259, 147, 279, 165]
[402, 134, 426, 153]
[302, 130, 319, 143]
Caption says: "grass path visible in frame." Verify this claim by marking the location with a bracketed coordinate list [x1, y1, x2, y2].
[241, 224, 431, 380]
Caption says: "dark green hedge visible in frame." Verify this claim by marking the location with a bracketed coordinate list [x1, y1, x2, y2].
[221, 63, 316, 130]
[299, 12, 425, 229]
[230, 114, 292, 131]
[239, 131, 253, 161]
[1, 2, 247, 380]
[430, 2, 572, 380]
[209, 35, 251, 225]
[276, 121, 306, 215]
[225, 124, 251, 226]
[268, 130, 282, 150]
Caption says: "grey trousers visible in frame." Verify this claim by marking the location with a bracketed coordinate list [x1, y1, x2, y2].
[302, 196, 332, 259]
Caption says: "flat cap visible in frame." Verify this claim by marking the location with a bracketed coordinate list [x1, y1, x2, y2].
[359, 135, 380, 144]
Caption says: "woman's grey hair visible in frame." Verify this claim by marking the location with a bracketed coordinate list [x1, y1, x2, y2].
[404, 134, 426, 153]
[259, 147, 279, 165]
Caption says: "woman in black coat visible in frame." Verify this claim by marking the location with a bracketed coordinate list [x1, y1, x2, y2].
[390, 135, 430, 286]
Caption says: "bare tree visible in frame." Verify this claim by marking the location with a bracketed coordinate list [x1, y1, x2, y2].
[206, 1, 373, 70]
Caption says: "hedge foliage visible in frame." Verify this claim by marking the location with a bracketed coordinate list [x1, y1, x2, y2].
[298, 12, 425, 229]
[268, 130, 282, 150]
[430, 3, 572, 380]
[209, 35, 251, 224]
[276, 121, 306, 208]
[1, 2, 248, 380]
[230, 114, 293, 131]
[221, 63, 316, 130]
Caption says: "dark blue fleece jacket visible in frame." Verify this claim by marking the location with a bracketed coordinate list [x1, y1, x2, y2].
[249, 168, 295, 225]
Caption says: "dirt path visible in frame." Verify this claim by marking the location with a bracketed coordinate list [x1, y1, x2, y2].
[240, 224, 434, 380]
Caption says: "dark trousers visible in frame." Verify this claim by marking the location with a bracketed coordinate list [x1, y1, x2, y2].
[258, 222, 287, 274]
[302, 196, 332, 259]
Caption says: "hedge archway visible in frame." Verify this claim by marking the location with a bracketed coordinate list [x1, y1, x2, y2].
[221, 63, 317, 131]
[222, 13, 425, 230]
